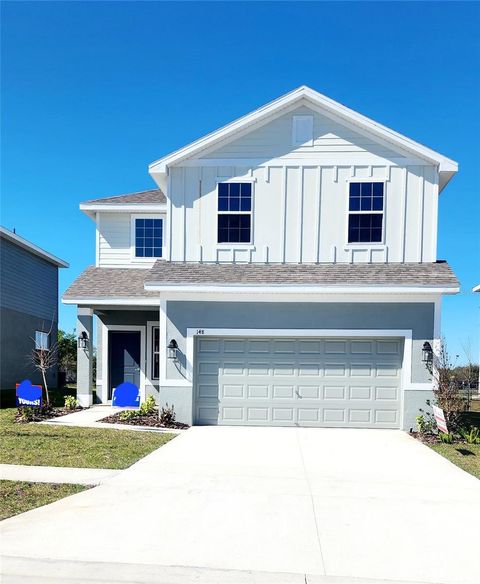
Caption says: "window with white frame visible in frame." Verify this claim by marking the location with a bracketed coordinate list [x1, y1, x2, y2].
[217, 182, 252, 244]
[35, 331, 49, 350]
[134, 218, 163, 258]
[348, 182, 384, 243]
[151, 326, 160, 379]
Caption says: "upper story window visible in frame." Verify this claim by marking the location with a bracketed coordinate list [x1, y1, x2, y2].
[134, 218, 163, 258]
[348, 182, 384, 243]
[217, 182, 252, 244]
[35, 331, 49, 350]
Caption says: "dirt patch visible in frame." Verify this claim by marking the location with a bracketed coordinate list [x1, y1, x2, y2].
[100, 411, 189, 430]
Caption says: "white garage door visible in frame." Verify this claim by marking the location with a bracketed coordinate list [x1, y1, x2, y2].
[194, 336, 403, 428]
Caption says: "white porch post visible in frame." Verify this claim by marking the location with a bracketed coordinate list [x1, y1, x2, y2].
[77, 307, 93, 407]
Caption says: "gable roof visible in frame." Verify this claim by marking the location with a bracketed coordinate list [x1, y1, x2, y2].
[0, 226, 69, 268]
[149, 86, 458, 191]
[80, 188, 166, 218]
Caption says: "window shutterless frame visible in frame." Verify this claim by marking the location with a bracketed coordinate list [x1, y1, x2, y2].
[344, 179, 386, 246]
[130, 214, 165, 262]
[216, 180, 254, 245]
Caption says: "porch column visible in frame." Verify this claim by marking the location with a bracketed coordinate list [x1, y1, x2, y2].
[77, 307, 93, 407]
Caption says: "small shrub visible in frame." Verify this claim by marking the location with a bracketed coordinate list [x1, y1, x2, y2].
[139, 395, 156, 416]
[459, 427, 480, 445]
[159, 403, 176, 426]
[416, 411, 435, 434]
[439, 432, 454, 444]
[17, 407, 37, 422]
[64, 395, 78, 410]
[119, 409, 140, 421]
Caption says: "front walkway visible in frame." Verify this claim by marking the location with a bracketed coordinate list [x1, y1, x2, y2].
[0, 464, 119, 486]
[2, 427, 480, 583]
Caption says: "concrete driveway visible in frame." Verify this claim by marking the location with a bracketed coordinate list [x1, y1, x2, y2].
[2, 427, 479, 584]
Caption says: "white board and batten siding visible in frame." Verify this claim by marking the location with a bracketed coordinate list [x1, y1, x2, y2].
[165, 106, 439, 265]
[96, 106, 440, 267]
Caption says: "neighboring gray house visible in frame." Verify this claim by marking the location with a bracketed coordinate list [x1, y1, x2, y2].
[63, 86, 460, 430]
[0, 227, 68, 405]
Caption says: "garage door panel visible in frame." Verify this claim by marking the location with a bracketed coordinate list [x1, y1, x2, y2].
[194, 337, 402, 428]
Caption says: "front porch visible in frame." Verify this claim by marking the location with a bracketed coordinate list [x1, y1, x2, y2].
[76, 307, 163, 408]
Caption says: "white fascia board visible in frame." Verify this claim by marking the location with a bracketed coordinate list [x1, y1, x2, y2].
[473, 284, 480, 293]
[0, 226, 69, 268]
[148, 85, 458, 177]
[144, 283, 460, 295]
[62, 297, 159, 306]
[80, 203, 167, 213]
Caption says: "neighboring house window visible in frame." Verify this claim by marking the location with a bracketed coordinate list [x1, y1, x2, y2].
[217, 182, 252, 243]
[135, 218, 163, 258]
[35, 331, 49, 350]
[152, 326, 159, 379]
[348, 182, 384, 243]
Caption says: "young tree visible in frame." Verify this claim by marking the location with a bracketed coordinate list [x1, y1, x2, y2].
[427, 339, 471, 431]
[29, 323, 58, 407]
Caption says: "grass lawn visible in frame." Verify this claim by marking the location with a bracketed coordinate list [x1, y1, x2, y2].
[0, 480, 89, 520]
[429, 443, 480, 479]
[0, 409, 175, 469]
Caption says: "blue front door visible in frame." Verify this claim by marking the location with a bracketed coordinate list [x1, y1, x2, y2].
[108, 331, 141, 399]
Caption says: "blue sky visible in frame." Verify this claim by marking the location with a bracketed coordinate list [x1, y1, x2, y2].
[2, 1, 479, 361]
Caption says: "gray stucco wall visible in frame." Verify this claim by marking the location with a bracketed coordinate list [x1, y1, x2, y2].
[166, 301, 434, 384]
[93, 302, 435, 430]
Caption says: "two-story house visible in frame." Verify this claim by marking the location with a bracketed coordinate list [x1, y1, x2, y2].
[63, 86, 459, 430]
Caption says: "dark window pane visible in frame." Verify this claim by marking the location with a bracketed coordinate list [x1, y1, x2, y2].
[145, 238, 153, 247]
[360, 197, 372, 211]
[145, 219, 154, 228]
[230, 183, 240, 197]
[153, 327, 159, 352]
[349, 197, 360, 211]
[240, 183, 252, 197]
[218, 197, 229, 211]
[349, 215, 360, 228]
[372, 214, 383, 228]
[218, 183, 228, 196]
[372, 196, 383, 211]
[136, 246, 144, 257]
[144, 248, 153, 257]
[240, 197, 251, 212]
[373, 182, 383, 196]
[136, 218, 145, 228]
[229, 197, 240, 211]
[217, 214, 251, 243]
[153, 354, 159, 379]
[350, 182, 361, 197]
[371, 228, 382, 242]
[360, 182, 373, 197]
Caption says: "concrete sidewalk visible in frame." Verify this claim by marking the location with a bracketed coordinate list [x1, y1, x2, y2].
[0, 464, 119, 486]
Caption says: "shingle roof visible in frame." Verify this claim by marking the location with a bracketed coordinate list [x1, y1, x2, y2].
[146, 261, 459, 287]
[63, 267, 159, 299]
[82, 188, 166, 205]
[63, 262, 459, 300]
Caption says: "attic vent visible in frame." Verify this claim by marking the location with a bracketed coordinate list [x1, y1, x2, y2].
[292, 115, 313, 147]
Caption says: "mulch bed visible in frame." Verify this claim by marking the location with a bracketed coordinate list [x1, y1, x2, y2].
[410, 431, 471, 445]
[15, 407, 84, 423]
[100, 411, 189, 430]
